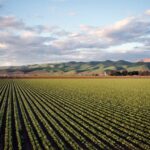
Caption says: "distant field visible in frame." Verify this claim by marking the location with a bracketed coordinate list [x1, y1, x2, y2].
[0, 76, 150, 79]
[0, 79, 150, 150]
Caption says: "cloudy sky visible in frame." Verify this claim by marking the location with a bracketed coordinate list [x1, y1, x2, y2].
[0, 0, 150, 66]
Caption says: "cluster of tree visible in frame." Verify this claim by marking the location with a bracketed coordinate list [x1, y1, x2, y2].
[107, 70, 150, 76]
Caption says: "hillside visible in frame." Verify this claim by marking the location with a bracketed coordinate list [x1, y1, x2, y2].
[0, 60, 150, 76]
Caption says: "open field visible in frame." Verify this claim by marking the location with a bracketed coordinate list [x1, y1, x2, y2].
[0, 79, 150, 150]
[0, 76, 150, 79]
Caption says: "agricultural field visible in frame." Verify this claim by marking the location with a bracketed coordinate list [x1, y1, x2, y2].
[0, 79, 150, 150]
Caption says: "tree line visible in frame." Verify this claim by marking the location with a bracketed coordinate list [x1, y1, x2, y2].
[107, 70, 150, 76]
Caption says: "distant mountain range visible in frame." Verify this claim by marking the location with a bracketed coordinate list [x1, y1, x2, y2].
[0, 60, 150, 76]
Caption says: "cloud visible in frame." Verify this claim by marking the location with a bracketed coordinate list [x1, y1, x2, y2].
[0, 16, 25, 29]
[0, 43, 7, 49]
[0, 10, 150, 65]
[54, 13, 150, 52]
[21, 31, 38, 38]
[145, 10, 150, 15]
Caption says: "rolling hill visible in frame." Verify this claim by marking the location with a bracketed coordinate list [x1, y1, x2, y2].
[0, 60, 150, 76]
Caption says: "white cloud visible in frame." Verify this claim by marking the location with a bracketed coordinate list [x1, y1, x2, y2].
[0, 43, 7, 49]
[21, 31, 38, 38]
[112, 17, 134, 30]
[0, 10, 150, 65]
[106, 42, 144, 53]
[2, 62, 13, 66]
[0, 16, 25, 30]
[145, 10, 150, 15]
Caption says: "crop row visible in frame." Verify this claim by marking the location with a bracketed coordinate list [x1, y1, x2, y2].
[0, 79, 149, 150]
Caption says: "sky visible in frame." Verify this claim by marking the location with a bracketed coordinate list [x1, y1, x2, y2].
[0, 0, 150, 66]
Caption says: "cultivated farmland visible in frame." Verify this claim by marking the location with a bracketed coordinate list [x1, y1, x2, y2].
[0, 79, 150, 150]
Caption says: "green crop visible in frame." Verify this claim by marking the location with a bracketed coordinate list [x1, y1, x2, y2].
[0, 79, 149, 150]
